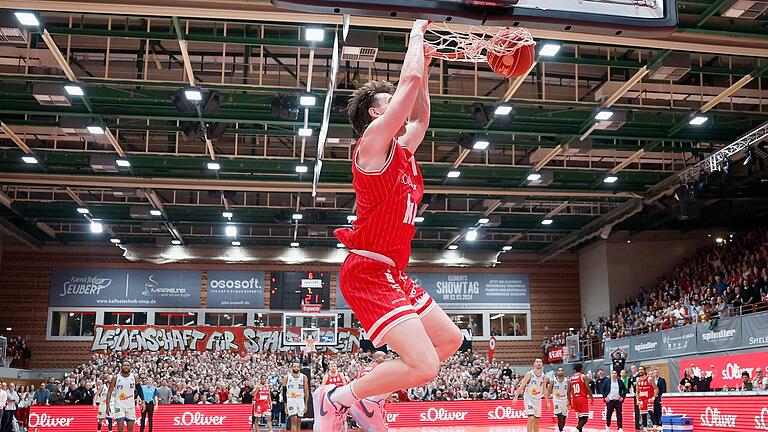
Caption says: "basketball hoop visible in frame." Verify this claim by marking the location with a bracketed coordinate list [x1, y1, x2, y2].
[302, 338, 317, 354]
[424, 23, 536, 78]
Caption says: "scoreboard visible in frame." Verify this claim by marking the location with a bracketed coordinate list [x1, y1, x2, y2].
[269, 271, 331, 310]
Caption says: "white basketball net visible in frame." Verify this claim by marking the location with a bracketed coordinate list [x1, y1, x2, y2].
[302, 338, 317, 354]
[424, 24, 536, 63]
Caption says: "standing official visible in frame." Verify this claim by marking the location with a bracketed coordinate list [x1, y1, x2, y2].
[601, 370, 627, 432]
[651, 369, 666, 429]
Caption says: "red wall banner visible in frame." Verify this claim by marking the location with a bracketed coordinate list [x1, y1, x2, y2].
[28, 395, 768, 431]
[547, 345, 566, 363]
[663, 395, 768, 432]
[682, 350, 767, 390]
[90, 325, 360, 353]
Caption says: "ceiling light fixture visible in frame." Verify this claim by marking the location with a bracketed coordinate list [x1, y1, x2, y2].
[347, 215, 357, 223]
[207, 161, 220, 170]
[222, 211, 233, 219]
[414, 216, 425, 223]
[595, 110, 614, 121]
[149, 209, 162, 216]
[466, 230, 478, 241]
[539, 43, 561, 57]
[689, 115, 708, 126]
[184, 87, 203, 101]
[473, 139, 490, 150]
[171, 239, 182, 245]
[64, 85, 84, 96]
[225, 225, 237, 237]
[494, 105, 513, 116]
[478, 217, 490, 224]
[14, 11, 40, 27]
[110, 238, 121, 244]
[77, 207, 90, 214]
[447, 170, 461, 178]
[336, 243, 345, 248]
[295, 164, 308, 173]
[115, 158, 131, 167]
[502, 245, 513, 251]
[541, 219, 554, 225]
[87, 125, 105, 135]
[448, 245, 458, 250]
[290, 242, 300, 247]
[90, 222, 103, 233]
[292, 213, 303, 220]
[305, 27, 325, 42]
[231, 240, 241, 246]
[527, 172, 542, 181]
[299, 95, 316, 106]
[298, 127, 312, 137]
[603, 175, 619, 184]
[21, 155, 38, 164]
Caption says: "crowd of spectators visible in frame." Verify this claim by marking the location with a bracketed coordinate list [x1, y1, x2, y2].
[543, 227, 768, 358]
[0, 334, 31, 369]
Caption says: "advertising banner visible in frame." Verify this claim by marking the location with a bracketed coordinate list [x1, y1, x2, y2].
[90, 325, 360, 353]
[28, 395, 768, 431]
[50, 268, 201, 308]
[337, 272, 530, 310]
[604, 338, 631, 364]
[682, 351, 768, 390]
[663, 395, 768, 432]
[696, 316, 742, 352]
[660, 326, 697, 357]
[547, 346, 566, 363]
[29, 405, 252, 432]
[630, 331, 663, 361]
[742, 312, 768, 348]
[206, 271, 265, 309]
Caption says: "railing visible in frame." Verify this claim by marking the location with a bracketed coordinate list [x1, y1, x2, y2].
[547, 301, 768, 361]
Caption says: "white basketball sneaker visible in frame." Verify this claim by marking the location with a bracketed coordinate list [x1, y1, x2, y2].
[312, 385, 349, 432]
[349, 398, 389, 432]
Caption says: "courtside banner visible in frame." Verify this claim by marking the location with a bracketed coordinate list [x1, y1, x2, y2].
[682, 350, 768, 390]
[547, 345, 566, 363]
[90, 325, 360, 353]
[29, 405, 252, 432]
[386, 399, 635, 428]
[663, 395, 768, 432]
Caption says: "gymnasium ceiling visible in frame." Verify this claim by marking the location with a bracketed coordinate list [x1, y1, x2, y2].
[0, 0, 766, 257]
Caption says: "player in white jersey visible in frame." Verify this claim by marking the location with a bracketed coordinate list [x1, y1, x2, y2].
[106, 362, 140, 432]
[549, 367, 569, 432]
[281, 362, 309, 432]
[94, 378, 113, 432]
[514, 358, 551, 432]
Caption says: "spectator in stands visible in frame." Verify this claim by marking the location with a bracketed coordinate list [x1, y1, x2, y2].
[741, 372, 753, 391]
[753, 368, 766, 391]
[679, 369, 694, 392]
[49, 383, 64, 405]
[611, 347, 627, 373]
[692, 364, 714, 392]
[33, 382, 50, 405]
[156, 379, 172, 405]
[1, 383, 18, 432]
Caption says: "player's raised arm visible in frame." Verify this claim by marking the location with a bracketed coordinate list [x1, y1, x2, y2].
[399, 57, 431, 154]
[355, 20, 428, 170]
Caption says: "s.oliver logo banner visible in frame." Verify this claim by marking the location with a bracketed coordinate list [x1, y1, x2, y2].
[50, 268, 201, 307]
[387, 398, 635, 427]
[662, 395, 768, 432]
[91, 325, 360, 353]
[337, 273, 530, 309]
[206, 271, 265, 308]
[29, 404, 252, 432]
[683, 351, 767, 390]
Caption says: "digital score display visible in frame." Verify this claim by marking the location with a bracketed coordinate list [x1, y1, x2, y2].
[269, 271, 331, 310]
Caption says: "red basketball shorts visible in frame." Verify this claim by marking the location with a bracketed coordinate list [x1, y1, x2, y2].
[254, 402, 270, 416]
[572, 398, 589, 417]
[638, 397, 651, 413]
[340, 252, 435, 347]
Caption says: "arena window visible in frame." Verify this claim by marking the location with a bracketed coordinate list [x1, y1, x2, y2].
[489, 312, 530, 338]
[204, 312, 247, 326]
[49, 311, 96, 337]
[103, 311, 148, 326]
[154, 312, 198, 326]
[254, 312, 282, 327]
[448, 313, 484, 337]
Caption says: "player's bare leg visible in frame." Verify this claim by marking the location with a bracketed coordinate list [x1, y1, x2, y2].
[418, 304, 463, 361]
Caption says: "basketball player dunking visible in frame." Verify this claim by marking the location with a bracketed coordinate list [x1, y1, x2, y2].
[105, 362, 140, 432]
[312, 19, 463, 431]
[568, 363, 594, 432]
[514, 358, 551, 432]
[322, 362, 348, 387]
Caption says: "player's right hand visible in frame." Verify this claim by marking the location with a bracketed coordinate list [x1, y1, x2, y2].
[411, 20, 430, 37]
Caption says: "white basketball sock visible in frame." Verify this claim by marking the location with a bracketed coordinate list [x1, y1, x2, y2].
[330, 383, 359, 407]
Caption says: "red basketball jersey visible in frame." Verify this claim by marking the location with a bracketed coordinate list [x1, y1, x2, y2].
[569, 373, 588, 400]
[325, 373, 345, 386]
[334, 140, 423, 270]
[636, 375, 652, 400]
[254, 384, 270, 403]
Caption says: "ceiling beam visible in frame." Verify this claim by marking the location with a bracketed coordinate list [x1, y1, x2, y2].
[0, 173, 643, 198]
[0, 122, 33, 154]
[9, 0, 768, 57]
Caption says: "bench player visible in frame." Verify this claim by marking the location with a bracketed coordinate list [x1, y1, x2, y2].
[322, 362, 348, 387]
